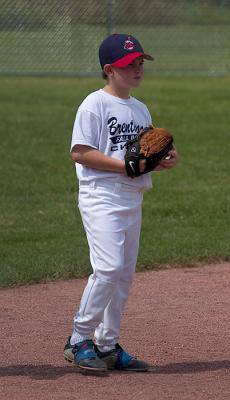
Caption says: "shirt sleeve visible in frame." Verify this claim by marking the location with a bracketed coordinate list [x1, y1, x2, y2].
[70, 108, 101, 151]
[146, 106, 153, 125]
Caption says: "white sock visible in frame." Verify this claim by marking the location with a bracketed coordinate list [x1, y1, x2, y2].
[96, 344, 116, 353]
[70, 332, 90, 346]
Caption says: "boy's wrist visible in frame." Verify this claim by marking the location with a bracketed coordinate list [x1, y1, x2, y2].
[120, 160, 126, 174]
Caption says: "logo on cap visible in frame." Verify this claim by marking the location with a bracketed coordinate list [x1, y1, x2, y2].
[124, 37, 135, 51]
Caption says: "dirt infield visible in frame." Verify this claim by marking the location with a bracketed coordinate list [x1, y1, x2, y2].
[0, 263, 230, 400]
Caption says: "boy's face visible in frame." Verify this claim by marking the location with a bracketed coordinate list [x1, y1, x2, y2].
[106, 56, 144, 89]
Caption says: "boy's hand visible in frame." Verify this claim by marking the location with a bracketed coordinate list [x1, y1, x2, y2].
[125, 125, 175, 177]
[154, 146, 179, 171]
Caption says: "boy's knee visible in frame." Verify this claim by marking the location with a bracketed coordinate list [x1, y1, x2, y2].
[94, 263, 124, 284]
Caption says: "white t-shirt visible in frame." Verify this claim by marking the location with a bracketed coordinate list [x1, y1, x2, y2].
[71, 89, 153, 190]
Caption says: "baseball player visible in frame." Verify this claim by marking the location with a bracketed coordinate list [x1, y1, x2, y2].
[64, 33, 179, 373]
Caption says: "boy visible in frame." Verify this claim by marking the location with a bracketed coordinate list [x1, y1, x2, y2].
[64, 34, 179, 373]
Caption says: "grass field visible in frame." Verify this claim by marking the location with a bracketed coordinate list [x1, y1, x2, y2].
[0, 76, 229, 287]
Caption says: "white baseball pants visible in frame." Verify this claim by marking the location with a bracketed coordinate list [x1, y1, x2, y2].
[71, 180, 143, 351]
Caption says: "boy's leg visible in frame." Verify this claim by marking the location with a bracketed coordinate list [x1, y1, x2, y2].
[94, 199, 142, 351]
[70, 273, 119, 344]
[93, 202, 150, 371]
[93, 279, 132, 351]
[70, 185, 128, 344]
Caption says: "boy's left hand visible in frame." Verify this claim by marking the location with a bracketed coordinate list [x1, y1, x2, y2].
[154, 146, 179, 171]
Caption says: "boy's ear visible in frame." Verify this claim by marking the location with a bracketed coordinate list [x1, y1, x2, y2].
[103, 64, 113, 77]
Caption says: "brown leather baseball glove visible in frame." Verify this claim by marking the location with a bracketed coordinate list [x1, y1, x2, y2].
[125, 125, 174, 177]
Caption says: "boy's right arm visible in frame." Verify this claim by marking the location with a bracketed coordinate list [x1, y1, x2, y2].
[71, 144, 126, 174]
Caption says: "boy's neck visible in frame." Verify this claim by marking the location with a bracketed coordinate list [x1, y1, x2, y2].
[103, 83, 130, 100]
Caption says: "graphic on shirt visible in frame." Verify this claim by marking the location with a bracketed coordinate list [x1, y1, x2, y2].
[108, 117, 143, 152]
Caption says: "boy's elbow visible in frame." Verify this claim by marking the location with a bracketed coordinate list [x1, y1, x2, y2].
[70, 144, 94, 164]
[70, 144, 82, 163]
[70, 151, 79, 163]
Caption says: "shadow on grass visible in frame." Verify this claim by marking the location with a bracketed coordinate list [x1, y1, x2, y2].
[0, 360, 229, 380]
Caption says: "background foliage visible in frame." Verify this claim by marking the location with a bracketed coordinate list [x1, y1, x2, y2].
[0, 0, 229, 75]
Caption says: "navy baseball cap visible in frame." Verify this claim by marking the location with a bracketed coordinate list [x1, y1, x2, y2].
[99, 33, 154, 69]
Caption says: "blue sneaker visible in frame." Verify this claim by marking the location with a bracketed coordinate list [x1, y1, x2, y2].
[64, 336, 75, 363]
[95, 343, 150, 371]
[64, 337, 107, 372]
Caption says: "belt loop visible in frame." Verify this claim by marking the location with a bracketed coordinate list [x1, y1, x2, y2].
[89, 181, 96, 189]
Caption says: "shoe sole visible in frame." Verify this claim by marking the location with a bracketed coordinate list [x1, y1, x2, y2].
[64, 352, 148, 372]
[64, 353, 107, 373]
[64, 354, 74, 363]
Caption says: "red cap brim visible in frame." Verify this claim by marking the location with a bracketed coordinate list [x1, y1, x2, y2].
[111, 52, 154, 68]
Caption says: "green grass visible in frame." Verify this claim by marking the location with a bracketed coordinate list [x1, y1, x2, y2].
[0, 76, 230, 287]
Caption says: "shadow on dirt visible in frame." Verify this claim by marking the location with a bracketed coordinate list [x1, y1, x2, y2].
[149, 360, 230, 374]
[0, 360, 230, 380]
